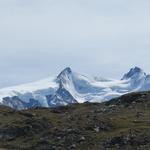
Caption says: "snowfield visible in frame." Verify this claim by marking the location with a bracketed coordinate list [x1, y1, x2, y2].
[0, 67, 150, 109]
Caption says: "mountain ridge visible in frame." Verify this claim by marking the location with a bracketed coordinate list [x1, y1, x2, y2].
[0, 66, 150, 109]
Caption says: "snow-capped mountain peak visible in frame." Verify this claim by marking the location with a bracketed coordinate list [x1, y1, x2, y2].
[57, 67, 72, 79]
[122, 67, 146, 80]
[0, 66, 150, 110]
[57, 67, 73, 88]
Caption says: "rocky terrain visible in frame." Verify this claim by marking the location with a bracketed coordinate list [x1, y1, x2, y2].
[0, 91, 150, 150]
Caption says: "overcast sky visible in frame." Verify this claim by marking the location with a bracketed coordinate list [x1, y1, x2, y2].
[0, 0, 150, 88]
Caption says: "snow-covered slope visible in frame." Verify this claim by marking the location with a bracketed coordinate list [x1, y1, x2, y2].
[0, 67, 150, 109]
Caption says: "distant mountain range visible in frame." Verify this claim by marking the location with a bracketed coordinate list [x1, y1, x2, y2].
[0, 66, 150, 110]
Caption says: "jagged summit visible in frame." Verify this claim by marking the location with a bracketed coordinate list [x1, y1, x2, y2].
[0, 66, 150, 110]
[57, 67, 72, 79]
[57, 67, 73, 86]
[60, 67, 72, 74]
[122, 66, 146, 80]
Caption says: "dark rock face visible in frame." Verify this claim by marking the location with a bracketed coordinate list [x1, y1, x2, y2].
[25, 98, 42, 108]
[47, 87, 77, 106]
[57, 67, 72, 80]
[3, 96, 27, 110]
[122, 66, 146, 80]
[2, 96, 41, 110]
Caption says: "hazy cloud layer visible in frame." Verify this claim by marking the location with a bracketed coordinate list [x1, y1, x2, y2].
[0, 0, 150, 87]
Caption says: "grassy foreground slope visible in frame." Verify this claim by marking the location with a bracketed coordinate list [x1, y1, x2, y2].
[0, 91, 150, 150]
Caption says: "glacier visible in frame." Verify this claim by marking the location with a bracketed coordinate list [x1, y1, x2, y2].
[0, 66, 150, 110]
